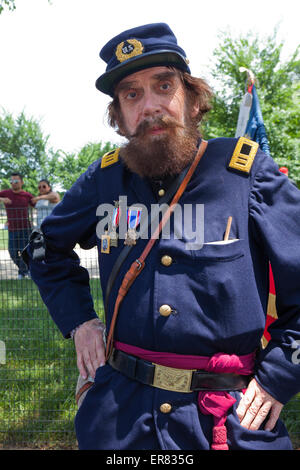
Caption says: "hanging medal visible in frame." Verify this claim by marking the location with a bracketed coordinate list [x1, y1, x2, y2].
[101, 230, 111, 254]
[124, 206, 142, 246]
[109, 201, 120, 247]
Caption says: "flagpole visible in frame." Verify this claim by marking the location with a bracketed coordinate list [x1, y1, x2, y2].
[239, 67, 255, 91]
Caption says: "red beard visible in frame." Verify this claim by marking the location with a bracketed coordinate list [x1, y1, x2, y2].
[120, 115, 200, 179]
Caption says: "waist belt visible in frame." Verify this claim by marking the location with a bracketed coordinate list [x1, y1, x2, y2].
[108, 348, 251, 393]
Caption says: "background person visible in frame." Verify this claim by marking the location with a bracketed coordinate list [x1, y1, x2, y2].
[31, 179, 60, 228]
[0, 172, 35, 279]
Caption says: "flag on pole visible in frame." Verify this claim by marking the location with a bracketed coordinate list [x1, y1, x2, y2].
[244, 84, 271, 156]
[235, 68, 271, 156]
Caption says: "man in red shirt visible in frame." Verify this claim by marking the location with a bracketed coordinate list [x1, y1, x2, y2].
[0, 173, 35, 278]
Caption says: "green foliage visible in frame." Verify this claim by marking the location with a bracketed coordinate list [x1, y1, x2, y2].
[0, 110, 60, 195]
[0, 109, 116, 195]
[0, 0, 15, 14]
[0, 0, 52, 14]
[203, 29, 300, 186]
[55, 141, 117, 190]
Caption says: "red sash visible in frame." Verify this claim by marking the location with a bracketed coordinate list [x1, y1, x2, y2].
[115, 341, 255, 450]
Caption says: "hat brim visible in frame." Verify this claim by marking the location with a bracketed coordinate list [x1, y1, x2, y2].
[95, 50, 190, 96]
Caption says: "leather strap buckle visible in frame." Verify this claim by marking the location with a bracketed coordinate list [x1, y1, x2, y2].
[152, 363, 196, 393]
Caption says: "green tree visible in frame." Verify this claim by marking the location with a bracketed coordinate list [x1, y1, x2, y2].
[203, 29, 300, 185]
[55, 141, 116, 190]
[0, 109, 116, 194]
[0, 0, 51, 14]
[0, 110, 61, 194]
[0, 0, 15, 14]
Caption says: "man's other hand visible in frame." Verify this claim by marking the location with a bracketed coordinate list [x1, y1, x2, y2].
[236, 378, 283, 431]
[74, 319, 106, 380]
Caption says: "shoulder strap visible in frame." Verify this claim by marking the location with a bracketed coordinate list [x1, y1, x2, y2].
[228, 137, 258, 175]
[101, 148, 120, 169]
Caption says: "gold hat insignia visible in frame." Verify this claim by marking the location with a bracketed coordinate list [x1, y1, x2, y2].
[115, 39, 144, 63]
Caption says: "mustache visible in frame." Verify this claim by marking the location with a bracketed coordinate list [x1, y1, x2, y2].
[130, 115, 185, 138]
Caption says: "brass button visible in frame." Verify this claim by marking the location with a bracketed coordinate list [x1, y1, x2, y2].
[161, 255, 173, 267]
[160, 403, 172, 414]
[159, 304, 172, 317]
[158, 189, 165, 197]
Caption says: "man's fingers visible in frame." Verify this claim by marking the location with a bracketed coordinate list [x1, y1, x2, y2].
[77, 351, 89, 380]
[83, 345, 102, 379]
[91, 338, 103, 372]
[248, 401, 272, 430]
[89, 329, 105, 371]
[74, 320, 106, 379]
[239, 396, 263, 429]
[236, 378, 284, 432]
[236, 383, 255, 422]
[77, 344, 99, 380]
[95, 333, 106, 366]
[264, 403, 283, 431]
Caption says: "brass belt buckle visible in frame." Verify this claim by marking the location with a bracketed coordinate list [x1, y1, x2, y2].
[152, 363, 195, 393]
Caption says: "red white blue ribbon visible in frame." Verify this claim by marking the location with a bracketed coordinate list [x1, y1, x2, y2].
[127, 207, 141, 230]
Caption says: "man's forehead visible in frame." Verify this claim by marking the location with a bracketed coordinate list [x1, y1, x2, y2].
[117, 66, 179, 88]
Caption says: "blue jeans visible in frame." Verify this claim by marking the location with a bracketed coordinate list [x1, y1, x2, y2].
[8, 229, 31, 276]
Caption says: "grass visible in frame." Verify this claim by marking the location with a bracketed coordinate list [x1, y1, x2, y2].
[281, 396, 300, 449]
[0, 278, 104, 448]
[0, 278, 299, 449]
[0, 229, 8, 250]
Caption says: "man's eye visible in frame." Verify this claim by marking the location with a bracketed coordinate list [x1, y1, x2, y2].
[160, 82, 171, 91]
[127, 91, 137, 99]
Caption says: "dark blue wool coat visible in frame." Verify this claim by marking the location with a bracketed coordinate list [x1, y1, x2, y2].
[28, 138, 300, 450]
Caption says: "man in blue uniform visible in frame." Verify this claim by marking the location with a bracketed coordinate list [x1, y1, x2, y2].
[26, 23, 300, 450]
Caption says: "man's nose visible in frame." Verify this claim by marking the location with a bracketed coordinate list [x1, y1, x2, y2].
[141, 91, 162, 118]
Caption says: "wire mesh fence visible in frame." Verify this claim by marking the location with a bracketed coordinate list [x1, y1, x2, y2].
[0, 206, 299, 449]
[0, 206, 103, 449]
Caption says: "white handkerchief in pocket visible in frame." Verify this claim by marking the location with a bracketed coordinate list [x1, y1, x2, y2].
[204, 238, 240, 246]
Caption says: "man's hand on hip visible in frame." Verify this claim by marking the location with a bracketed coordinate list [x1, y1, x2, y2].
[236, 378, 283, 431]
[74, 318, 106, 380]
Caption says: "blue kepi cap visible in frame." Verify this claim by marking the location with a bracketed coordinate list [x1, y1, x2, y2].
[95, 23, 191, 96]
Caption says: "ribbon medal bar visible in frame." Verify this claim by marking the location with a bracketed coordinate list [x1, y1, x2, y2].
[109, 201, 121, 247]
[124, 206, 142, 246]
